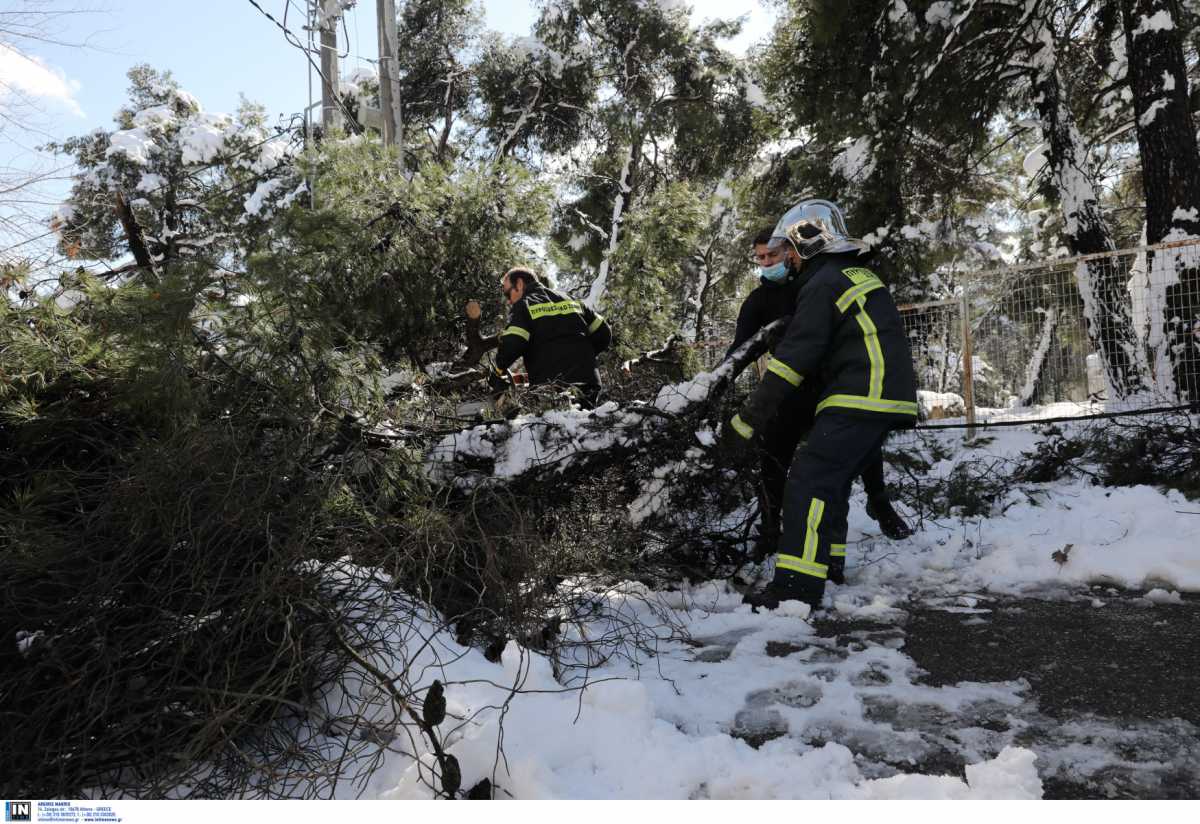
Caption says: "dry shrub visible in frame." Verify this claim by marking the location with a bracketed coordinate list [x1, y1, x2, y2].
[0, 424, 351, 796]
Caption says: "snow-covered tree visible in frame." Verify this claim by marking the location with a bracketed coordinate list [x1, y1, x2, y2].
[49, 65, 302, 279]
[1118, 0, 1200, 400]
[475, 0, 764, 337]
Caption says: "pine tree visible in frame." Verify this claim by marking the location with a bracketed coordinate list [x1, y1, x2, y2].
[1120, 0, 1200, 400]
[48, 66, 302, 282]
[475, 0, 763, 337]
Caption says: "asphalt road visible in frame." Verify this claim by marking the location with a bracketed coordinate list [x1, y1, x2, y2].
[818, 588, 1200, 799]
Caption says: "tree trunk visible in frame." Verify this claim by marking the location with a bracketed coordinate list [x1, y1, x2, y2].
[1017, 308, 1058, 406]
[426, 319, 786, 487]
[585, 136, 638, 310]
[1121, 0, 1200, 401]
[1031, 30, 1148, 399]
[113, 193, 157, 284]
[1121, 0, 1200, 242]
[678, 252, 709, 343]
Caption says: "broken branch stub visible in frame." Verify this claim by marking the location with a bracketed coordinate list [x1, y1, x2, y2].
[461, 299, 499, 367]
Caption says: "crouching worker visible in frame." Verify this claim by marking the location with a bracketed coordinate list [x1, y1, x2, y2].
[490, 267, 612, 408]
[722, 206, 918, 612]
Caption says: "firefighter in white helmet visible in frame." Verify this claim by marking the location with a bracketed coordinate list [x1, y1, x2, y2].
[722, 200, 919, 611]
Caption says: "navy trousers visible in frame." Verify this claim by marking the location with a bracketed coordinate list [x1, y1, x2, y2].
[773, 413, 894, 603]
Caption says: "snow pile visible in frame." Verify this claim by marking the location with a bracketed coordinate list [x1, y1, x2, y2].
[652, 369, 722, 413]
[838, 425, 1200, 601]
[1139, 98, 1169, 128]
[425, 352, 749, 486]
[424, 401, 640, 486]
[862, 748, 1041, 800]
[924, 2, 954, 27]
[136, 173, 166, 192]
[1132, 10, 1175, 38]
[1144, 588, 1183, 605]
[107, 129, 157, 165]
[179, 113, 237, 164]
[247, 137, 293, 174]
[628, 444, 721, 525]
[243, 179, 285, 216]
[132, 105, 176, 129]
[832, 136, 876, 183]
[191, 414, 1200, 798]
[300, 567, 1045, 800]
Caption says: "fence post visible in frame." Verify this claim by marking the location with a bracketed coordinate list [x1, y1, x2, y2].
[959, 287, 976, 437]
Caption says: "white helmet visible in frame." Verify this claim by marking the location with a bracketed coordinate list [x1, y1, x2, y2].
[770, 198, 868, 259]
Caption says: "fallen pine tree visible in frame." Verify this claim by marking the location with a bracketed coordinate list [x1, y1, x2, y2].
[422, 319, 784, 490]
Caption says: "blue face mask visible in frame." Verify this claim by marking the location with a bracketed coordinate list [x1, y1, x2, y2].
[760, 261, 788, 282]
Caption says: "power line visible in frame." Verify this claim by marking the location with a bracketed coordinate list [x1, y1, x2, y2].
[244, 0, 361, 131]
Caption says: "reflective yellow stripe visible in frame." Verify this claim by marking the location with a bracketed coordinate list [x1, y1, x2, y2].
[766, 357, 803, 387]
[842, 267, 879, 285]
[528, 299, 584, 319]
[588, 314, 605, 333]
[854, 295, 885, 398]
[501, 325, 530, 340]
[730, 414, 754, 439]
[816, 394, 919, 416]
[776, 553, 829, 579]
[830, 543, 846, 558]
[835, 280, 884, 312]
[801, 497, 825, 564]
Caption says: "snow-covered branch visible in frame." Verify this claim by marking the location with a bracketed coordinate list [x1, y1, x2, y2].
[424, 319, 785, 488]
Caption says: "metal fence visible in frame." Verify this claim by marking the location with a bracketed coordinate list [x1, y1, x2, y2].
[694, 238, 1200, 429]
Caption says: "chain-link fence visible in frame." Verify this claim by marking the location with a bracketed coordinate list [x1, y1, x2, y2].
[694, 238, 1200, 429]
[916, 238, 1200, 425]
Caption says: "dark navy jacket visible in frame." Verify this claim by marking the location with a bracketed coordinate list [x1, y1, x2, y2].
[495, 283, 612, 389]
[743, 253, 917, 429]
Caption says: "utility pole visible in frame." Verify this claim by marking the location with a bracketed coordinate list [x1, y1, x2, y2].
[318, 0, 342, 132]
[376, 0, 404, 168]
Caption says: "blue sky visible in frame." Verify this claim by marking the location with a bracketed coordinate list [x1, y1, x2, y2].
[1, 1, 773, 251]
[38, 1, 769, 131]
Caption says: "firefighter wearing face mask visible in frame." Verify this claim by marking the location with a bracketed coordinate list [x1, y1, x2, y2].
[726, 226, 913, 559]
[723, 200, 919, 612]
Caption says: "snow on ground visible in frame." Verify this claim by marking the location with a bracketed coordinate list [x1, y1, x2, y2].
[860, 420, 1200, 597]
[318, 414, 1198, 799]
[312, 573, 1043, 800]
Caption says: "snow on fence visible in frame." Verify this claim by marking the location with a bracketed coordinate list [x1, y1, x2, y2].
[925, 238, 1200, 425]
[692, 238, 1200, 429]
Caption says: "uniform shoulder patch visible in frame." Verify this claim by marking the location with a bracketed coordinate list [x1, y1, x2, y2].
[841, 267, 881, 285]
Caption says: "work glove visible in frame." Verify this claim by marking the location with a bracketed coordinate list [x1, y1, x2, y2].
[487, 364, 512, 396]
[711, 413, 757, 465]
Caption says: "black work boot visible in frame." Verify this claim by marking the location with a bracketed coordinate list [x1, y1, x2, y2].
[865, 495, 913, 540]
[743, 569, 823, 613]
[828, 559, 846, 586]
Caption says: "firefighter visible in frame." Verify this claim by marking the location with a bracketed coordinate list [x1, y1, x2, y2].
[490, 267, 612, 407]
[723, 202, 918, 611]
[727, 223, 913, 557]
